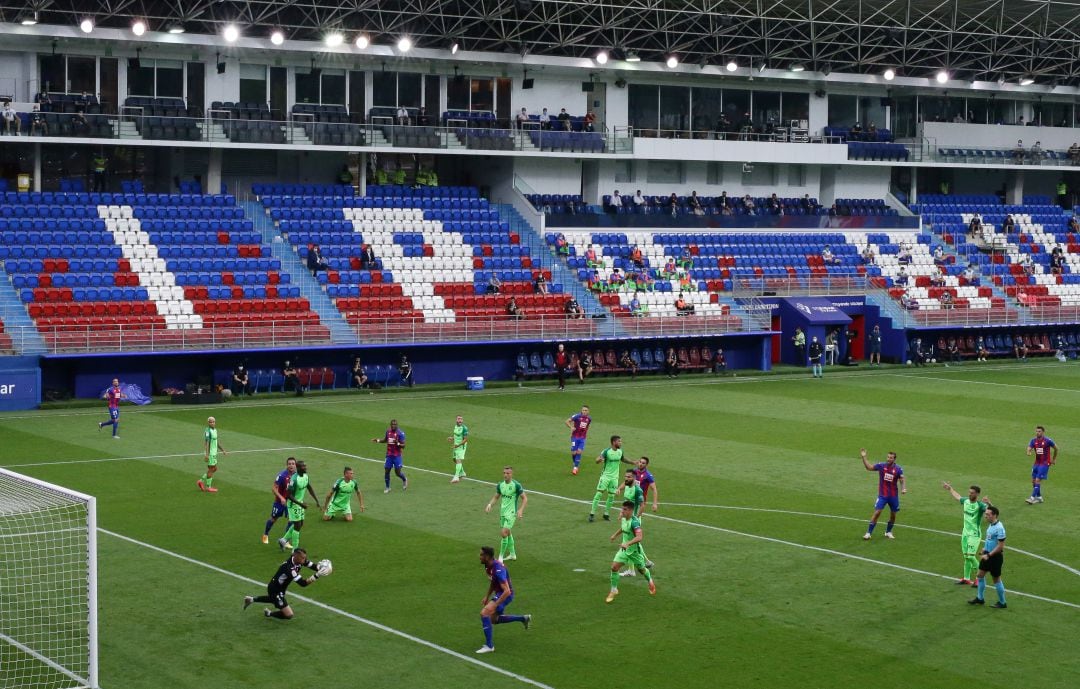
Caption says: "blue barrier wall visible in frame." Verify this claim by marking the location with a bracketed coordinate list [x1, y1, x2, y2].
[0, 356, 42, 411]
[544, 215, 921, 230]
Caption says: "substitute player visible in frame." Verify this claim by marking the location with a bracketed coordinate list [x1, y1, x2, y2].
[372, 419, 408, 493]
[484, 466, 527, 562]
[197, 416, 228, 493]
[449, 415, 469, 484]
[861, 448, 906, 540]
[969, 506, 1008, 609]
[634, 456, 659, 513]
[279, 460, 320, 551]
[262, 457, 297, 543]
[476, 546, 531, 654]
[942, 481, 991, 586]
[97, 378, 124, 438]
[565, 405, 592, 475]
[323, 466, 365, 521]
[1025, 425, 1058, 504]
[243, 548, 328, 620]
[606, 501, 656, 603]
[588, 435, 633, 522]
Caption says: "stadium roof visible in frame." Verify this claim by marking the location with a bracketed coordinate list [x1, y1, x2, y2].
[2, 0, 1080, 85]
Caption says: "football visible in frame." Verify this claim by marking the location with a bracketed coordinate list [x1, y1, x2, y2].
[317, 559, 333, 576]
[930, 358, 937, 363]
[905, 359, 912, 365]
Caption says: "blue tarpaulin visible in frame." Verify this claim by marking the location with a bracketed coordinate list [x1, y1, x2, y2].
[100, 383, 152, 405]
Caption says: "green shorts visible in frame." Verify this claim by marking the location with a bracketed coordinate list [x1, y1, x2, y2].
[206, 454, 218, 467]
[961, 533, 982, 555]
[453, 447, 467, 462]
[596, 476, 619, 494]
[614, 547, 647, 568]
[325, 504, 352, 518]
[500, 514, 517, 530]
[287, 504, 306, 523]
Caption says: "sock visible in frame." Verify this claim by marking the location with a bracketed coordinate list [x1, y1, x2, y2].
[481, 616, 493, 647]
[1033, 483, 1041, 498]
[264, 519, 275, 535]
[977, 577, 986, 600]
[454, 462, 465, 477]
[604, 493, 614, 515]
[289, 527, 301, 549]
[866, 522, 877, 534]
[507, 534, 516, 558]
[400, 471, 407, 485]
[591, 491, 603, 515]
[995, 581, 1006, 604]
[572, 454, 581, 468]
[201, 472, 208, 481]
[499, 536, 509, 560]
[253, 595, 273, 603]
[641, 567, 653, 582]
[886, 520, 895, 534]
[384, 472, 391, 489]
[497, 615, 526, 624]
[269, 610, 287, 619]
[112, 422, 118, 437]
[610, 570, 620, 589]
[964, 555, 979, 580]
[205, 476, 213, 488]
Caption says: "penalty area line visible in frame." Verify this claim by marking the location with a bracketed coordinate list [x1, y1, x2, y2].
[1, 447, 308, 469]
[100, 528, 557, 689]
[308, 446, 1080, 610]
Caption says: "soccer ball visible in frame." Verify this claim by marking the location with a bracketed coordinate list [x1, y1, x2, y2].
[905, 359, 912, 365]
[930, 358, 937, 363]
[317, 559, 333, 576]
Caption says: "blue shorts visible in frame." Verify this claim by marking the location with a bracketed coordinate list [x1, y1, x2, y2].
[1032, 464, 1050, 480]
[570, 437, 586, 454]
[384, 455, 403, 470]
[108, 408, 119, 421]
[269, 501, 287, 519]
[874, 496, 900, 512]
[493, 592, 514, 614]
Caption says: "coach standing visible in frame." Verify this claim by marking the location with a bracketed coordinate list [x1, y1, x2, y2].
[554, 343, 569, 391]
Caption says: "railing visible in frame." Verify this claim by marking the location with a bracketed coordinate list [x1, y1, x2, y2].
[1, 311, 765, 354]
[931, 144, 1080, 167]
[730, 274, 872, 298]
[889, 303, 1080, 328]
[631, 126, 841, 144]
[9, 114, 633, 153]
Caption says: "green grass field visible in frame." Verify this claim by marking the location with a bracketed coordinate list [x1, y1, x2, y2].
[2, 362, 1079, 689]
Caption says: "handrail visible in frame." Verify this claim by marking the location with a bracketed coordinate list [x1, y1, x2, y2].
[631, 126, 842, 144]
[730, 274, 872, 298]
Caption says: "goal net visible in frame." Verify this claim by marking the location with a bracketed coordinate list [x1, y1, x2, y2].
[0, 468, 97, 689]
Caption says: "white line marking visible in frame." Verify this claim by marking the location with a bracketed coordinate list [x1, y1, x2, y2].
[0, 361, 1061, 422]
[101, 528, 556, 689]
[311, 447, 1080, 610]
[0, 631, 91, 688]
[2, 447, 306, 469]
[889, 372, 1080, 393]
[660, 502, 1080, 577]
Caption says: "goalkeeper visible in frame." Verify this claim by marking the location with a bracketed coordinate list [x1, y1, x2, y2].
[244, 548, 330, 620]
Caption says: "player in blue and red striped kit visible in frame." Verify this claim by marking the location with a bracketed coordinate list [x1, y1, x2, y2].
[97, 378, 124, 438]
[476, 545, 530, 654]
[861, 448, 906, 540]
[373, 419, 408, 493]
[1025, 425, 1058, 504]
[633, 456, 659, 513]
[262, 457, 297, 544]
[565, 405, 592, 475]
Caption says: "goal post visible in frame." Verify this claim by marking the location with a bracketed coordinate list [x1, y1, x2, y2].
[0, 468, 98, 689]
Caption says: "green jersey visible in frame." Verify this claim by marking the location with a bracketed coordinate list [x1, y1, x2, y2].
[620, 515, 643, 556]
[621, 483, 644, 511]
[290, 473, 310, 502]
[329, 478, 358, 510]
[453, 424, 468, 447]
[495, 480, 524, 519]
[204, 427, 218, 455]
[961, 498, 987, 536]
[600, 448, 624, 481]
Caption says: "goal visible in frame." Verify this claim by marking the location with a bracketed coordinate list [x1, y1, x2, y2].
[0, 468, 98, 689]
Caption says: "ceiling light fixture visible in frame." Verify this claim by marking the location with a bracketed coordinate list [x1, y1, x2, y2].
[79, 18, 94, 34]
[1019, 75, 1035, 86]
[666, 55, 679, 69]
[325, 32, 344, 48]
[625, 51, 640, 63]
[726, 59, 738, 72]
[270, 30, 285, 45]
[883, 68, 896, 81]
[355, 34, 370, 49]
[451, 40, 460, 55]
[595, 50, 609, 65]
[167, 24, 186, 34]
[131, 19, 147, 36]
[935, 69, 949, 83]
[790, 63, 805, 72]
[397, 37, 413, 52]
[19, 12, 38, 26]
[223, 24, 240, 42]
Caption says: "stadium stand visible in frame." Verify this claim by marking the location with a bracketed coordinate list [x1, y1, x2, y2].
[1, 191, 327, 351]
[531, 193, 896, 217]
[0, 318, 13, 354]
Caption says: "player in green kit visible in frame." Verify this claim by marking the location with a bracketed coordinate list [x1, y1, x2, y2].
[588, 435, 633, 522]
[942, 481, 992, 586]
[606, 501, 656, 602]
[279, 460, 320, 551]
[323, 467, 365, 521]
[449, 415, 469, 484]
[485, 466, 527, 562]
[197, 416, 227, 493]
[617, 469, 655, 577]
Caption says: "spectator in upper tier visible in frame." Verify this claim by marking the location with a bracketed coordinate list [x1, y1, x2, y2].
[1002, 214, 1015, 234]
[515, 108, 529, 128]
[968, 213, 983, 237]
[34, 92, 50, 108]
[395, 106, 410, 126]
[2, 101, 21, 135]
[668, 192, 679, 216]
[933, 245, 947, 267]
[583, 110, 596, 132]
[533, 272, 548, 295]
[742, 195, 756, 213]
[306, 244, 329, 275]
[632, 190, 647, 213]
[608, 190, 622, 211]
[359, 243, 377, 269]
[608, 268, 625, 289]
[539, 108, 551, 130]
[1029, 141, 1044, 163]
[1069, 142, 1080, 164]
[861, 245, 876, 265]
[630, 293, 648, 317]
[486, 273, 502, 294]
[1050, 247, 1065, 275]
[29, 106, 47, 136]
[630, 245, 645, 270]
[506, 297, 525, 320]
[962, 263, 979, 285]
[564, 297, 584, 319]
[718, 191, 730, 208]
[554, 233, 569, 255]
[584, 245, 602, 269]
[1012, 140, 1025, 163]
[821, 245, 841, 265]
[801, 194, 814, 211]
[941, 290, 954, 309]
[1069, 215, 1080, 234]
[674, 292, 695, 315]
[767, 193, 781, 214]
[557, 108, 571, 131]
[896, 265, 909, 287]
[689, 191, 704, 216]
[416, 107, 430, 126]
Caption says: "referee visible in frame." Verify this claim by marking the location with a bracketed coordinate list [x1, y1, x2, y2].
[244, 548, 323, 619]
[969, 506, 1007, 609]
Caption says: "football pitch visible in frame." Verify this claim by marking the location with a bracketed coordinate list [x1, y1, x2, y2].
[2, 362, 1078, 689]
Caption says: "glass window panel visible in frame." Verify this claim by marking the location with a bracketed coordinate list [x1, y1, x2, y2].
[348, 71, 366, 118]
[39, 55, 64, 93]
[397, 73, 421, 108]
[827, 94, 857, 127]
[425, 75, 440, 113]
[988, 98, 1017, 125]
[628, 84, 658, 132]
[722, 88, 750, 126]
[965, 97, 990, 124]
[691, 86, 723, 132]
[321, 71, 345, 104]
[447, 76, 469, 110]
[753, 90, 780, 127]
[471, 78, 494, 112]
[239, 64, 266, 80]
[781, 92, 810, 124]
[893, 96, 917, 138]
[67, 57, 96, 94]
[239, 79, 265, 104]
[128, 65, 154, 96]
[295, 69, 319, 104]
[859, 96, 885, 129]
[658, 85, 689, 132]
[155, 60, 183, 99]
[372, 72, 396, 107]
[646, 160, 683, 184]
